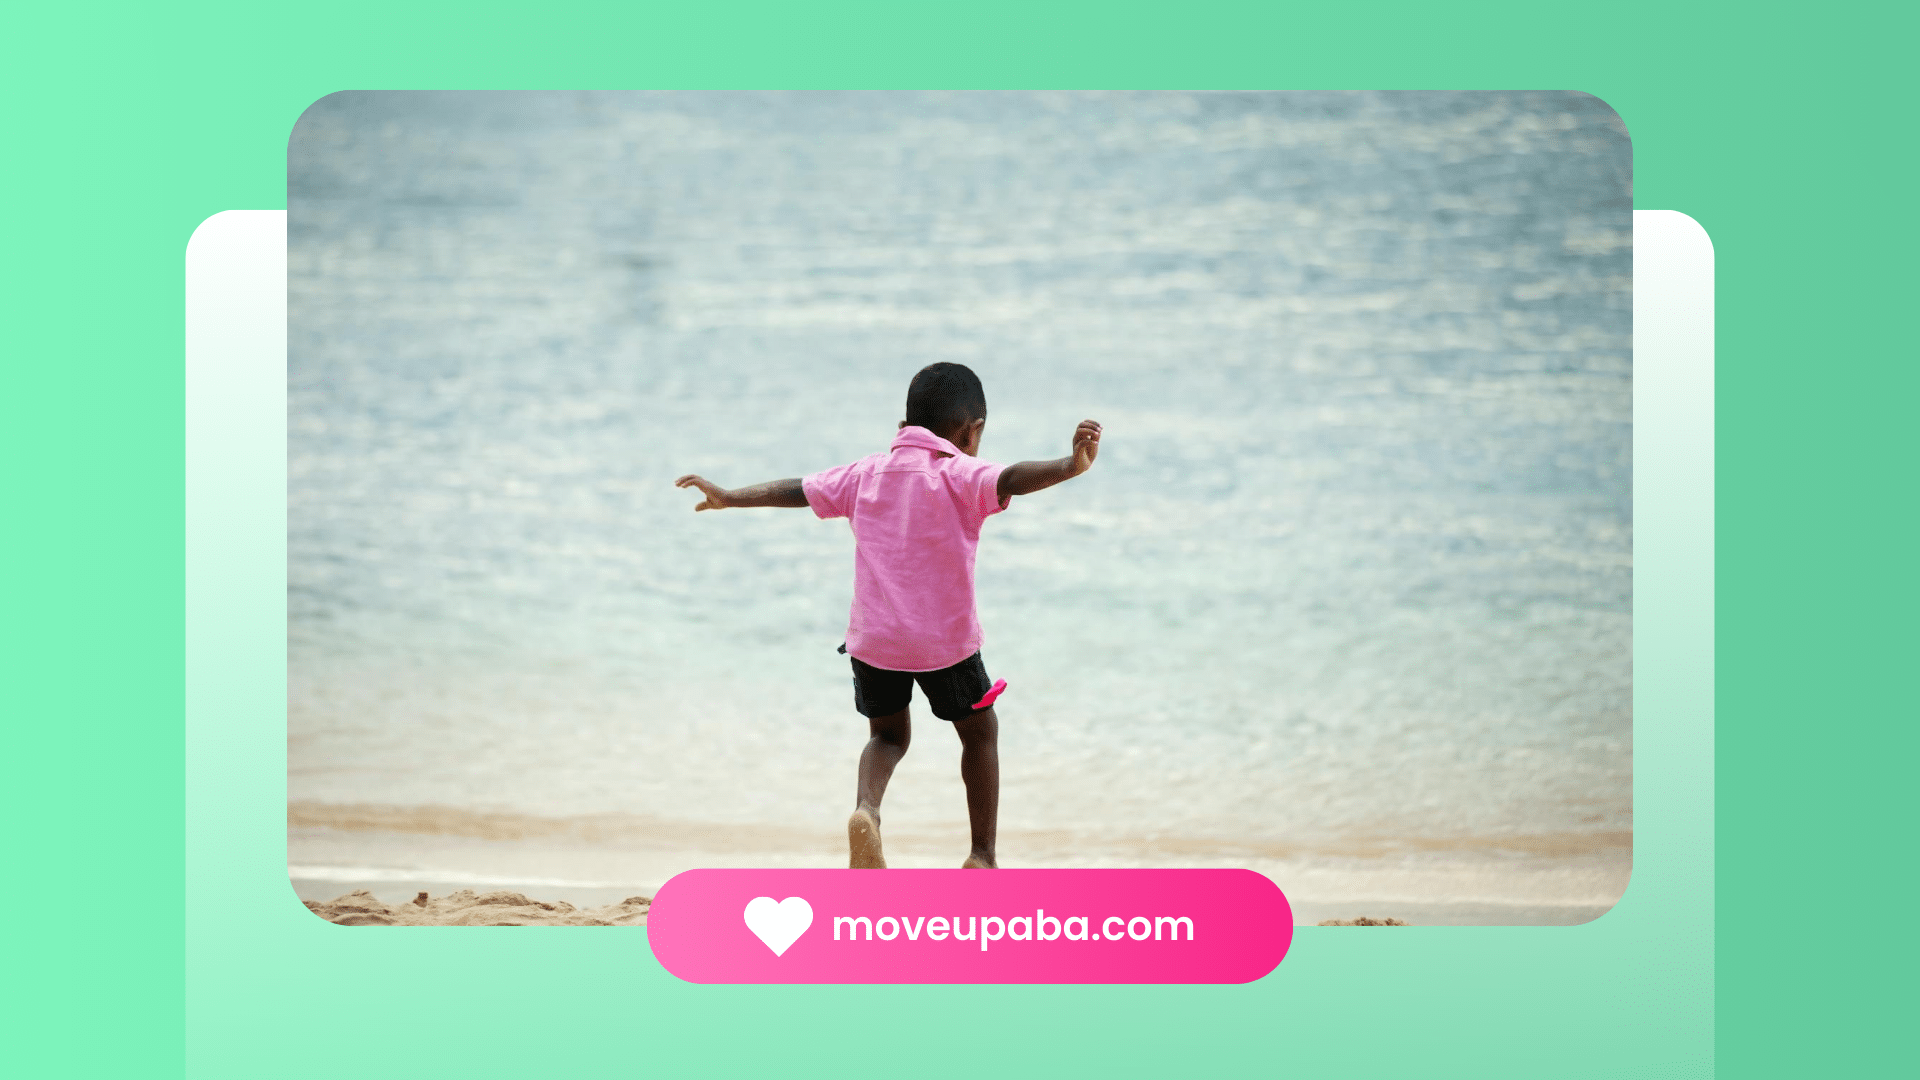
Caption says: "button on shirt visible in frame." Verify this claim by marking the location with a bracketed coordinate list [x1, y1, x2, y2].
[803, 426, 1009, 672]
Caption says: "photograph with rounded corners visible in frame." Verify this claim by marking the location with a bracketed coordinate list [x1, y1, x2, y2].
[287, 90, 1632, 927]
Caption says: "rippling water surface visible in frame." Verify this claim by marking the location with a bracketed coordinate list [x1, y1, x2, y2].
[289, 91, 1631, 872]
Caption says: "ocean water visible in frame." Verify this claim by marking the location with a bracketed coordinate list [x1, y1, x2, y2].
[288, 92, 1631, 901]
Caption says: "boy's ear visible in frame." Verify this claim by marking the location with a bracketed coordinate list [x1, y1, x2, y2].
[899, 420, 908, 430]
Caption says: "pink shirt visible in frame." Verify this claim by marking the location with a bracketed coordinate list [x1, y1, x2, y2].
[804, 426, 1009, 672]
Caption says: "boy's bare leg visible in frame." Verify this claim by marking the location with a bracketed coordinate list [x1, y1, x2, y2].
[850, 707, 910, 868]
[953, 708, 999, 868]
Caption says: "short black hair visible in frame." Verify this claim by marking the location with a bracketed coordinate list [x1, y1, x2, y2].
[904, 363, 987, 438]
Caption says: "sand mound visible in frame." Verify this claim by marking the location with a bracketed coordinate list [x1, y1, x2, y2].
[1316, 916, 1409, 926]
[305, 889, 650, 926]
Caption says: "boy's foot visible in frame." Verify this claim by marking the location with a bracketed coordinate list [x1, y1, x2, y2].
[961, 855, 996, 869]
[847, 809, 887, 869]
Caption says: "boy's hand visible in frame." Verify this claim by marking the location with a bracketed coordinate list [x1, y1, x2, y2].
[998, 422, 1103, 500]
[1071, 420, 1102, 475]
[676, 475, 810, 510]
[675, 474, 732, 511]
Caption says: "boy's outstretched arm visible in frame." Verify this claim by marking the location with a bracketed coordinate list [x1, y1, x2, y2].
[675, 475, 809, 511]
[996, 420, 1102, 502]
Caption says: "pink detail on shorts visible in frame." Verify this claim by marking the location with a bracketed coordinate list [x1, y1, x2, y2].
[971, 679, 1007, 711]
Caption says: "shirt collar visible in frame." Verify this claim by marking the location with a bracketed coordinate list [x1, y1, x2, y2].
[892, 425, 964, 458]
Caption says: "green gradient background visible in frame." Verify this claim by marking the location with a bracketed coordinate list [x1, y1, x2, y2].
[7, 2, 1906, 1077]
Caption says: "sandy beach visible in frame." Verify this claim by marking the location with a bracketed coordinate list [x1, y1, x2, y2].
[290, 801, 1630, 927]
[306, 888, 651, 926]
[303, 887, 1417, 927]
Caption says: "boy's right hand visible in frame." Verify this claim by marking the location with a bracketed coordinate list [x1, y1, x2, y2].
[1070, 419, 1102, 475]
[675, 474, 731, 511]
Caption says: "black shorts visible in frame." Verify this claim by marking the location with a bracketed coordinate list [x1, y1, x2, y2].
[850, 651, 994, 722]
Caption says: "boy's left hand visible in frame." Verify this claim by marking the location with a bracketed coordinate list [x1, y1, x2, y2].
[675, 474, 732, 511]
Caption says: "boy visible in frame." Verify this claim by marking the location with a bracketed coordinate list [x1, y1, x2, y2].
[675, 363, 1101, 869]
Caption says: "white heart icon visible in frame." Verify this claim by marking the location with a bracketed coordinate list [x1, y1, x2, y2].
[742, 896, 813, 956]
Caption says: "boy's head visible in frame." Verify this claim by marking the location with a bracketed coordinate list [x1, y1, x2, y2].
[902, 362, 987, 454]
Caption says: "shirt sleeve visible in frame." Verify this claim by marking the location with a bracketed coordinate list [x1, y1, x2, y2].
[962, 459, 1010, 520]
[803, 461, 859, 520]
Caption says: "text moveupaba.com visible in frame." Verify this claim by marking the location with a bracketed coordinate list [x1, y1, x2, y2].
[832, 911, 1195, 951]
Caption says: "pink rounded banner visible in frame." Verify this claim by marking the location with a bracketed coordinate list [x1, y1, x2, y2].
[647, 868, 1292, 984]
